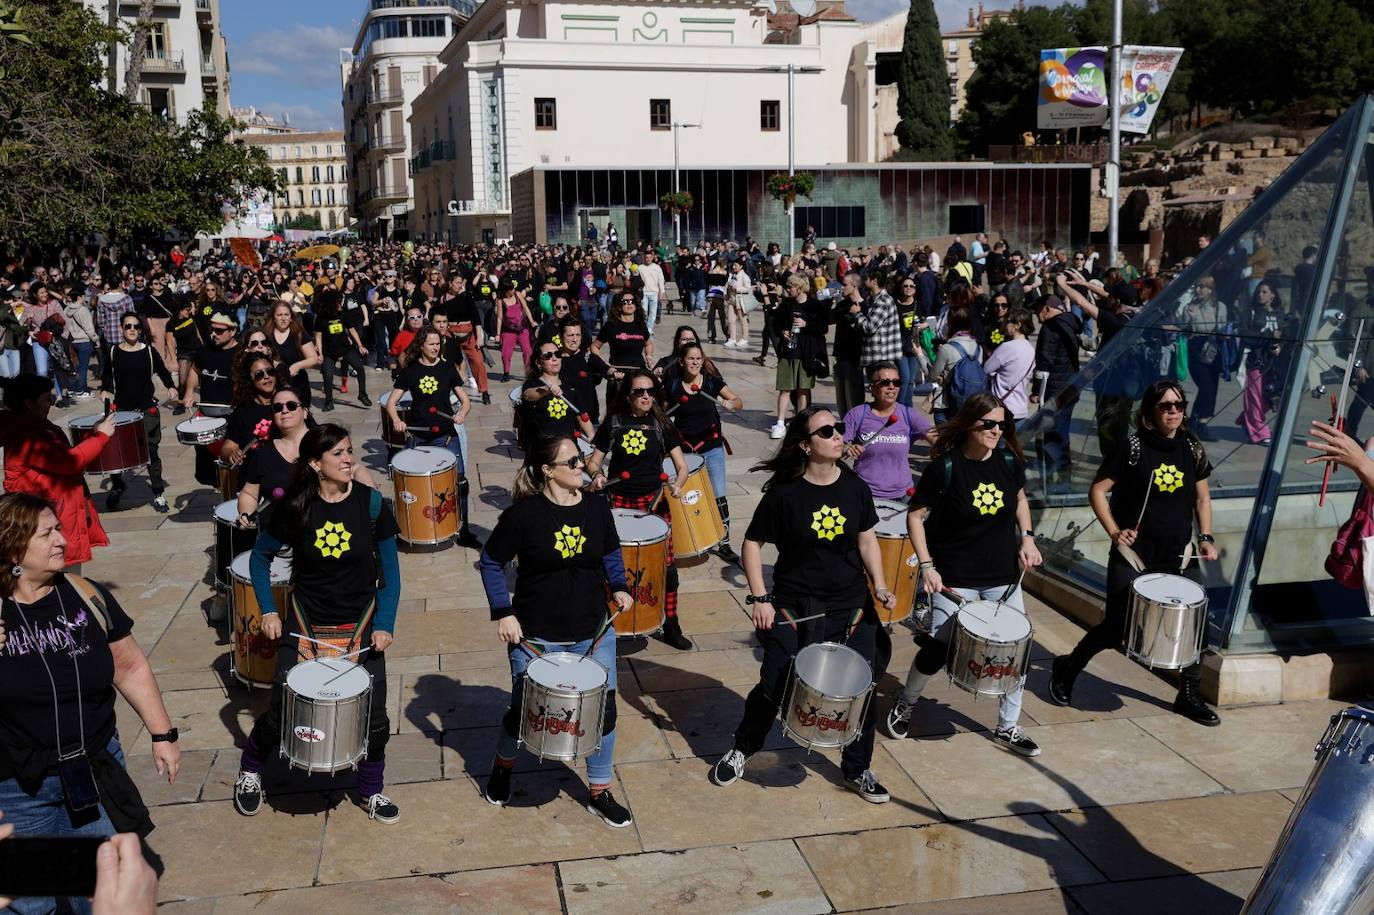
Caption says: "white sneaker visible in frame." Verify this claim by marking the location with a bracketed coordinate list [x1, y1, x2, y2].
[467, 376, 478, 390]
[769, 421, 786, 440]
[724, 339, 737, 348]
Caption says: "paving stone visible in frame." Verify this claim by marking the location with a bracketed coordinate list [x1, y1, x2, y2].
[628, 645, 764, 693]
[647, 684, 792, 758]
[847, 888, 1082, 914]
[1067, 867, 1261, 915]
[129, 748, 217, 806]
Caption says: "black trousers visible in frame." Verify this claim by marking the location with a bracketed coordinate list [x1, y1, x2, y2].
[109, 407, 165, 495]
[733, 609, 891, 780]
[1187, 341, 1222, 422]
[322, 349, 367, 402]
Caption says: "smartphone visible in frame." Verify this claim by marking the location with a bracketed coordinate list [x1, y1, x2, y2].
[0, 836, 103, 898]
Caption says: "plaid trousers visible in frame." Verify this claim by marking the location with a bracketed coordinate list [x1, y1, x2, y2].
[610, 489, 678, 619]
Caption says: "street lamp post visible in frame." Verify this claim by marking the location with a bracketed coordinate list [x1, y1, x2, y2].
[1107, 0, 1123, 267]
[763, 64, 822, 255]
[672, 121, 700, 246]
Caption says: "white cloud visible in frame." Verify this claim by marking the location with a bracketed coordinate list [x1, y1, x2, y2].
[241, 101, 341, 132]
[232, 24, 351, 89]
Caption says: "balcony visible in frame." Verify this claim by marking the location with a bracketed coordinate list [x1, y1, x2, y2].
[372, 133, 406, 153]
[358, 183, 408, 206]
[201, 53, 216, 77]
[195, 0, 212, 19]
[410, 149, 431, 174]
[430, 140, 454, 163]
[365, 89, 404, 110]
[130, 51, 185, 75]
[120, 0, 181, 8]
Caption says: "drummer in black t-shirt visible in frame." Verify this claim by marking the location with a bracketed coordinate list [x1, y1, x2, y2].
[232, 424, 403, 824]
[591, 293, 653, 388]
[477, 435, 636, 828]
[1049, 380, 1220, 725]
[384, 325, 481, 549]
[169, 298, 204, 415]
[884, 392, 1042, 755]
[665, 342, 743, 561]
[185, 312, 239, 415]
[556, 318, 607, 426]
[518, 339, 595, 448]
[220, 353, 280, 468]
[100, 311, 177, 513]
[711, 406, 896, 801]
[439, 274, 490, 404]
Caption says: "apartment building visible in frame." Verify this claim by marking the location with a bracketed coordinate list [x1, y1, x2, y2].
[242, 131, 351, 232]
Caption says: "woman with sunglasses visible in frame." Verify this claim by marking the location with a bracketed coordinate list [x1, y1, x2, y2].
[843, 361, 934, 501]
[587, 371, 691, 650]
[221, 353, 283, 469]
[591, 293, 652, 387]
[388, 305, 426, 364]
[518, 340, 595, 448]
[236, 387, 313, 526]
[885, 391, 1042, 756]
[477, 435, 635, 827]
[892, 275, 923, 405]
[712, 407, 896, 801]
[267, 301, 320, 409]
[666, 342, 743, 560]
[536, 296, 574, 347]
[100, 311, 177, 513]
[1048, 380, 1220, 726]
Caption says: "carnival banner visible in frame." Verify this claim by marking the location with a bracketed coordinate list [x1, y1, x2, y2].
[1037, 47, 1109, 129]
[1119, 46, 1184, 134]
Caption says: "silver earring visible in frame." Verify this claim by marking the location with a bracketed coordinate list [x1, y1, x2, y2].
[10, 564, 21, 577]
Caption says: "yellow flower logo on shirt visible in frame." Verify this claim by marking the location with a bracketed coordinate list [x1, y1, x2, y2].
[990, 328, 1005, 345]
[327, 320, 343, 335]
[620, 429, 647, 456]
[811, 505, 846, 541]
[314, 520, 352, 559]
[418, 375, 439, 395]
[554, 524, 585, 559]
[972, 482, 1005, 516]
[1153, 463, 1184, 493]
[552, 334, 562, 349]
[547, 398, 568, 419]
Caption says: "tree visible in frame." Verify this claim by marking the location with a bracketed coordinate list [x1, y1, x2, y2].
[123, 0, 157, 100]
[287, 212, 322, 231]
[894, 0, 952, 158]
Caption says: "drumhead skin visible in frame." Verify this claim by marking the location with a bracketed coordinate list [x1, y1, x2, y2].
[70, 411, 143, 429]
[391, 446, 457, 475]
[872, 501, 908, 537]
[957, 601, 1032, 642]
[794, 642, 873, 697]
[612, 508, 669, 545]
[286, 658, 371, 699]
[177, 417, 226, 434]
[509, 387, 523, 406]
[662, 454, 704, 475]
[527, 652, 608, 691]
[1134, 573, 1206, 606]
[229, 550, 292, 585]
[213, 500, 240, 524]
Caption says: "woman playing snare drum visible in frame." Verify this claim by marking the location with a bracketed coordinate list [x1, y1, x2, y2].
[478, 435, 635, 828]
[232, 425, 403, 823]
[1048, 380, 1220, 726]
[518, 340, 595, 449]
[885, 392, 1043, 756]
[712, 407, 896, 802]
[664, 342, 743, 561]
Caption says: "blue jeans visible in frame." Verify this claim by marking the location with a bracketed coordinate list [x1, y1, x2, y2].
[896, 354, 921, 407]
[496, 634, 618, 785]
[236, 306, 248, 330]
[72, 342, 94, 393]
[580, 301, 598, 340]
[597, 291, 610, 326]
[0, 735, 124, 915]
[0, 349, 20, 378]
[31, 342, 62, 396]
[413, 429, 469, 526]
[1040, 404, 1073, 477]
[643, 293, 660, 333]
[690, 289, 707, 316]
[700, 444, 726, 502]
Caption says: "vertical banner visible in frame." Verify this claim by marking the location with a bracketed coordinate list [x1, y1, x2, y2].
[1119, 46, 1184, 134]
[1037, 47, 1109, 129]
[229, 237, 261, 270]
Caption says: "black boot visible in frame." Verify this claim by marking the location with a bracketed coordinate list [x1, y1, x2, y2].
[1048, 655, 1076, 707]
[1173, 678, 1220, 727]
[659, 615, 693, 650]
[715, 497, 737, 562]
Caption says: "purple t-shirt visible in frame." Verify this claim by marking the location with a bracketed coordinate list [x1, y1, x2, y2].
[843, 403, 932, 499]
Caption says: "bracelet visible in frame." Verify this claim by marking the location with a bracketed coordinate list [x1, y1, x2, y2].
[1198, 534, 1216, 544]
[745, 593, 774, 605]
[918, 560, 935, 570]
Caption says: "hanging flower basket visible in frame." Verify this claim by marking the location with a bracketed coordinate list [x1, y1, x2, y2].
[659, 191, 694, 214]
[766, 171, 815, 209]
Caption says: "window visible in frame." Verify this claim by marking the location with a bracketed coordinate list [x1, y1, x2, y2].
[264, 147, 273, 159]
[145, 23, 168, 58]
[412, 16, 446, 38]
[760, 100, 780, 131]
[327, 165, 335, 182]
[145, 88, 172, 121]
[295, 166, 303, 183]
[277, 168, 288, 185]
[311, 189, 322, 206]
[311, 145, 318, 156]
[293, 146, 301, 157]
[295, 189, 304, 206]
[326, 144, 333, 155]
[311, 166, 320, 182]
[327, 188, 336, 205]
[793, 205, 866, 239]
[534, 98, 556, 130]
[649, 99, 671, 130]
[278, 146, 286, 158]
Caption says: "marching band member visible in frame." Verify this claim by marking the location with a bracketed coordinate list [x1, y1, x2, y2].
[1049, 380, 1220, 726]
[592, 292, 652, 386]
[518, 340, 596, 446]
[314, 287, 370, 411]
[843, 361, 934, 501]
[220, 353, 280, 468]
[232, 425, 403, 823]
[477, 435, 636, 828]
[185, 312, 238, 416]
[439, 273, 491, 405]
[711, 407, 895, 801]
[586, 371, 691, 650]
[885, 392, 1042, 756]
[266, 300, 320, 408]
[385, 325, 481, 549]
[665, 342, 743, 561]
[556, 318, 607, 426]
[100, 312, 177, 513]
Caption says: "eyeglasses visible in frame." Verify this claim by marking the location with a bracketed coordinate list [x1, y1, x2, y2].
[1156, 400, 1188, 413]
[547, 454, 586, 470]
[213, 326, 234, 335]
[539, 351, 561, 361]
[807, 423, 844, 440]
[251, 369, 274, 381]
[871, 378, 900, 388]
[974, 418, 1014, 432]
[901, 283, 916, 288]
[621, 299, 636, 305]
[122, 322, 141, 330]
[272, 400, 301, 414]
[630, 386, 655, 398]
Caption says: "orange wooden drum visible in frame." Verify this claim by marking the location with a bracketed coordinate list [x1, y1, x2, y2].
[611, 508, 669, 636]
[217, 458, 240, 501]
[390, 446, 460, 545]
[229, 550, 290, 688]
[660, 455, 724, 559]
[870, 498, 919, 624]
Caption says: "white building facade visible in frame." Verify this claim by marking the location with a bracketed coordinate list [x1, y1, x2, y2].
[409, 0, 892, 244]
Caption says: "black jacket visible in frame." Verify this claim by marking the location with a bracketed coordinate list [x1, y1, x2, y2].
[1035, 310, 1083, 400]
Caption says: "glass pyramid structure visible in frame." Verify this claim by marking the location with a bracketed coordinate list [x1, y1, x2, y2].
[1025, 96, 1374, 652]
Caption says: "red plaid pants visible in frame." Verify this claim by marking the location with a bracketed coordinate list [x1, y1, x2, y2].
[610, 490, 678, 619]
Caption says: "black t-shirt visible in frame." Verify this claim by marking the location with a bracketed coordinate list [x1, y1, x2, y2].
[592, 413, 681, 496]
[194, 343, 237, 407]
[171, 313, 203, 356]
[398, 358, 461, 436]
[560, 351, 604, 422]
[440, 292, 479, 326]
[666, 373, 725, 453]
[745, 471, 878, 612]
[0, 577, 134, 759]
[1097, 429, 1211, 569]
[103, 343, 173, 410]
[242, 438, 296, 500]
[140, 291, 181, 321]
[226, 401, 274, 449]
[522, 377, 582, 440]
[320, 310, 355, 358]
[597, 319, 650, 369]
[1098, 307, 1129, 348]
[911, 448, 1026, 587]
[484, 493, 621, 641]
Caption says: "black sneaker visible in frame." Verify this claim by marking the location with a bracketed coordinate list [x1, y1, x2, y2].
[659, 617, 693, 651]
[710, 749, 747, 787]
[321, 400, 335, 412]
[105, 488, 124, 511]
[358, 393, 372, 407]
[586, 788, 633, 828]
[882, 698, 913, 740]
[233, 770, 263, 816]
[152, 495, 169, 513]
[360, 792, 399, 823]
[455, 527, 484, 550]
[481, 391, 491, 405]
[1048, 656, 1073, 707]
[716, 543, 738, 563]
[845, 769, 891, 804]
[484, 763, 512, 806]
[1173, 683, 1221, 727]
[992, 726, 1041, 757]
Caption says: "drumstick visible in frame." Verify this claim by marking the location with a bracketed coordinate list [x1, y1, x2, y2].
[849, 413, 900, 448]
[999, 567, 1027, 605]
[1322, 318, 1364, 506]
[736, 605, 828, 629]
[583, 605, 629, 656]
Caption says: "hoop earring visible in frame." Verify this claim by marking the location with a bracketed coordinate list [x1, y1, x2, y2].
[10, 564, 21, 578]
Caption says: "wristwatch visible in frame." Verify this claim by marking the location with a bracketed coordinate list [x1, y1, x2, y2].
[745, 593, 774, 605]
[150, 728, 179, 744]
[1022, 530, 1036, 539]
[1198, 534, 1216, 544]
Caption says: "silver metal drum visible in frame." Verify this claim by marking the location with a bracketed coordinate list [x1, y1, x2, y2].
[1126, 572, 1207, 670]
[211, 500, 254, 592]
[519, 652, 608, 761]
[280, 658, 373, 774]
[947, 600, 1032, 698]
[1244, 707, 1374, 914]
[782, 642, 874, 750]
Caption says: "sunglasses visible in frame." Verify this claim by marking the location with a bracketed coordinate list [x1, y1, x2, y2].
[407, 314, 424, 322]
[1156, 400, 1188, 413]
[871, 378, 900, 388]
[248, 339, 268, 347]
[272, 400, 301, 414]
[547, 454, 586, 470]
[621, 299, 636, 305]
[808, 423, 844, 440]
[974, 418, 1014, 432]
[539, 351, 561, 361]
[630, 386, 655, 398]
[122, 323, 141, 330]
[213, 326, 234, 334]
[251, 369, 274, 381]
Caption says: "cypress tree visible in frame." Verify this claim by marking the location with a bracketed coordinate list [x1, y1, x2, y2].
[895, 0, 953, 158]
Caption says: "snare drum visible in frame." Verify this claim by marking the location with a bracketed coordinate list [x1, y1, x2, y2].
[870, 499, 918, 624]
[280, 658, 373, 773]
[216, 458, 240, 501]
[519, 651, 608, 760]
[380, 390, 411, 450]
[69, 412, 149, 474]
[390, 446, 459, 545]
[660, 455, 724, 558]
[611, 509, 669, 636]
[947, 600, 1032, 697]
[1125, 573, 1207, 670]
[782, 642, 874, 750]
[175, 415, 227, 446]
[211, 500, 255, 591]
[228, 551, 290, 688]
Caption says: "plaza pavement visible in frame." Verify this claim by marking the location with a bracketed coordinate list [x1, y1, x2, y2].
[56, 306, 1340, 913]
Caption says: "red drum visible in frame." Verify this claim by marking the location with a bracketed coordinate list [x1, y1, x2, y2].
[69, 412, 149, 474]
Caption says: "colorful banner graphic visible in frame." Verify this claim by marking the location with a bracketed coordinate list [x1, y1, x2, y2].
[1120, 46, 1184, 134]
[1037, 47, 1109, 129]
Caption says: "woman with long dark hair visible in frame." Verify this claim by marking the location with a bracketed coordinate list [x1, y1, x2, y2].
[1239, 279, 1293, 445]
[477, 435, 635, 827]
[231, 424, 403, 823]
[711, 406, 896, 801]
[221, 353, 282, 468]
[314, 287, 370, 411]
[665, 342, 743, 560]
[1049, 380, 1220, 725]
[517, 338, 596, 448]
[592, 291, 652, 388]
[885, 391, 1043, 755]
[266, 300, 320, 408]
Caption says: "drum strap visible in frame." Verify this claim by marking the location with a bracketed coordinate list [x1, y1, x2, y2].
[63, 574, 112, 638]
[289, 595, 376, 661]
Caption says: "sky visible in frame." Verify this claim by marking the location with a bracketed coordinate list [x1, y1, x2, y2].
[222, 0, 1064, 133]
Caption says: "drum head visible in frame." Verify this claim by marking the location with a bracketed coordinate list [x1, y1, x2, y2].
[213, 500, 239, 524]
[873, 502, 909, 538]
[391, 447, 457, 475]
[229, 550, 293, 585]
[1133, 573, 1205, 606]
[178, 417, 225, 434]
[71, 411, 143, 430]
[509, 387, 523, 406]
[612, 508, 670, 544]
[662, 454, 704, 476]
[794, 642, 872, 696]
[527, 652, 608, 691]
[286, 658, 371, 699]
[957, 601, 1032, 642]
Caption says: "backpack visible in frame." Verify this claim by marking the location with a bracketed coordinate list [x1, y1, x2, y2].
[65, 573, 115, 636]
[1327, 488, 1374, 598]
[945, 337, 988, 410]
